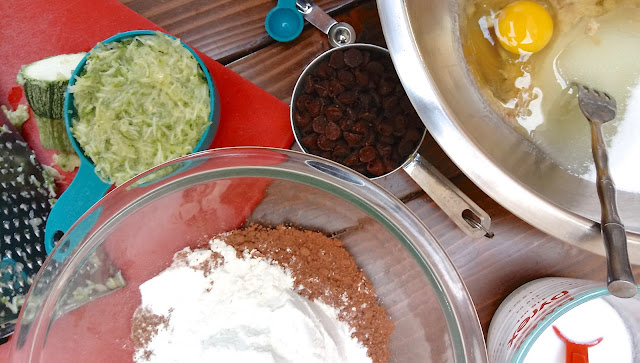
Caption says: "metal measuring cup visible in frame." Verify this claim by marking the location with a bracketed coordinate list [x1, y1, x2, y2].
[290, 40, 492, 238]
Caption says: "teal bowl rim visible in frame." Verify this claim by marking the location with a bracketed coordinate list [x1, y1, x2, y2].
[63, 29, 219, 168]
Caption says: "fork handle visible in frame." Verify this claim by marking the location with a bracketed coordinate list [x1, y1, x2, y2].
[590, 121, 637, 298]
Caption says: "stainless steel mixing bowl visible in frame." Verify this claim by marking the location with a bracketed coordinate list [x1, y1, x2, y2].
[377, 0, 640, 262]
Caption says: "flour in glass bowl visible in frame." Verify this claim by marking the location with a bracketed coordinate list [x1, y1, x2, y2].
[131, 237, 373, 363]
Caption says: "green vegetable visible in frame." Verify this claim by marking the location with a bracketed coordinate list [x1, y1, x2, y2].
[53, 152, 80, 172]
[1, 104, 29, 130]
[17, 53, 86, 119]
[33, 114, 74, 152]
[70, 33, 211, 186]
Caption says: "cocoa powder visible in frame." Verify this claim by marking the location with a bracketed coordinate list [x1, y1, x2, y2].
[219, 225, 394, 363]
[131, 308, 170, 360]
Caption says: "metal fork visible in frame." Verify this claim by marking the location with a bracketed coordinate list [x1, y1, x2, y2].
[575, 83, 637, 298]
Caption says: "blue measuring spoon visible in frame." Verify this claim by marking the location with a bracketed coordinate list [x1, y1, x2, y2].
[265, 0, 304, 42]
[44, 30, 220, 257]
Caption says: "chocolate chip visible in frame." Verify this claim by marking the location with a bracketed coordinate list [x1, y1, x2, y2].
[379, 134, 395, 145]
[306, 98, 322, 117]
[339, 118, 354, 131]
[332, 141, 350, 158]
[325, 122, 342, 141]
[343, 131, 362, 147]
[344, 48, 364, 68]
[294, 112, 311, 127]
[376, 143, 393, 157]
[337, 90, 357, 105]
[343, 151, 360, 166]
[393, 115, 406, 129]
[312, 116, 329, 134]
[345, 107, 357, 121]
[314, 80, 330, 98]
[325, 105, 343, 121]
[367, 159, 385, 176]
[392, 125, 406, 137]
[383, 157, 397, 173]
[361, 130, 376, 146]
[358, 112, 376, 123]
[405, 127, 422, 141]
[382, 95, 398, 111]
[293, 47, 425, 178]
[304, 76, 315, 93]
[366, 61, 384, 75]
[376, 122, 394, 136]
[379, 77, 395, 96]
[295, 94, 310, 112]
[328, 50, 345, 69]
[329, 80, 344, 97]
[317, 61, 333, 79]
[359, 146, 376, 163]
[355, 69, 369, 87]
[301, 134, 318, 149]
[317, 134, 336, 151]
[337, 70, 355, 88]
[398, 139, 415, 156]
[351, 121, 368, 134]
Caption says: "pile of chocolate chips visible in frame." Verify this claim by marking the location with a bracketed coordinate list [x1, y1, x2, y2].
[293, 47, 425, 177]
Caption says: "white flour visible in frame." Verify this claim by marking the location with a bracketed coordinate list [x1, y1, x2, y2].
[133, 238, 371, 363]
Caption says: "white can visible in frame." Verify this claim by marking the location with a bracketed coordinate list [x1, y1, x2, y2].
[487, 277, 640, 362]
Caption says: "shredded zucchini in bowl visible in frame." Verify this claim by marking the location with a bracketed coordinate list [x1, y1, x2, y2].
[70, 32, 211, 186]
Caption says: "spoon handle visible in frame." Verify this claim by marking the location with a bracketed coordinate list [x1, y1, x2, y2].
[295, 0, 336, 34]
[590, 120, 637, 298]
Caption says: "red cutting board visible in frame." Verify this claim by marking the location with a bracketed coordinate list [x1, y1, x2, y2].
[0, 0, 294, 359]
[0, 0, 294, 192]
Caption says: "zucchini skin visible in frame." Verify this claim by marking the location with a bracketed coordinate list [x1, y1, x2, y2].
[23, 80, 67, 119]
[33, 115, 74, 153]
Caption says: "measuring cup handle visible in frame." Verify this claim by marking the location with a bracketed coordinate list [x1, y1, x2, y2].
[44, 160, 112, 254]
[403, 153, 492, 238]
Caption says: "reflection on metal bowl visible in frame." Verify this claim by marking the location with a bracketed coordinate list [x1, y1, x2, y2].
[377, 0, 640, 262]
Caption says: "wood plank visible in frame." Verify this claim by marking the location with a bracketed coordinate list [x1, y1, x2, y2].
[121, 0, 369, 62]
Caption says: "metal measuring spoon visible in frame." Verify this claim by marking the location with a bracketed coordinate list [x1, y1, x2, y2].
[295, 0, 356, 47]
[265, 0, 304, 42]
[266, 0, 356, 46]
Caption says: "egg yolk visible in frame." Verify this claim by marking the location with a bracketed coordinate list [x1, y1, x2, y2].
[495, 1, 554, 54]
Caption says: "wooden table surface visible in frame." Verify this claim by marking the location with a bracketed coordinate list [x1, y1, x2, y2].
[125, 0, 640, 339]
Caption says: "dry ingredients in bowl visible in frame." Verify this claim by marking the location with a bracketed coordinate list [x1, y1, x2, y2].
[131, 225, 394, 362]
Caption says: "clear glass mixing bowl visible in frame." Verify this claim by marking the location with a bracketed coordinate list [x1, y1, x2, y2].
[9, 147, 487, 362]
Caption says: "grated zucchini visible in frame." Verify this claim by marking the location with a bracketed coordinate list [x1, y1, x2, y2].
[70, 33, 211, 186]
[1, 104, 29, 130]
[53, 153, 80, 172]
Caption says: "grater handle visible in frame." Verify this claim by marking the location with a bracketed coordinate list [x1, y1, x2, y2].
[44, 159, 111, 256]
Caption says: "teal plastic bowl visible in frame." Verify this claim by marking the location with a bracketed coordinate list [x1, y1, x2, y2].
[45, 30, 220, 256]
